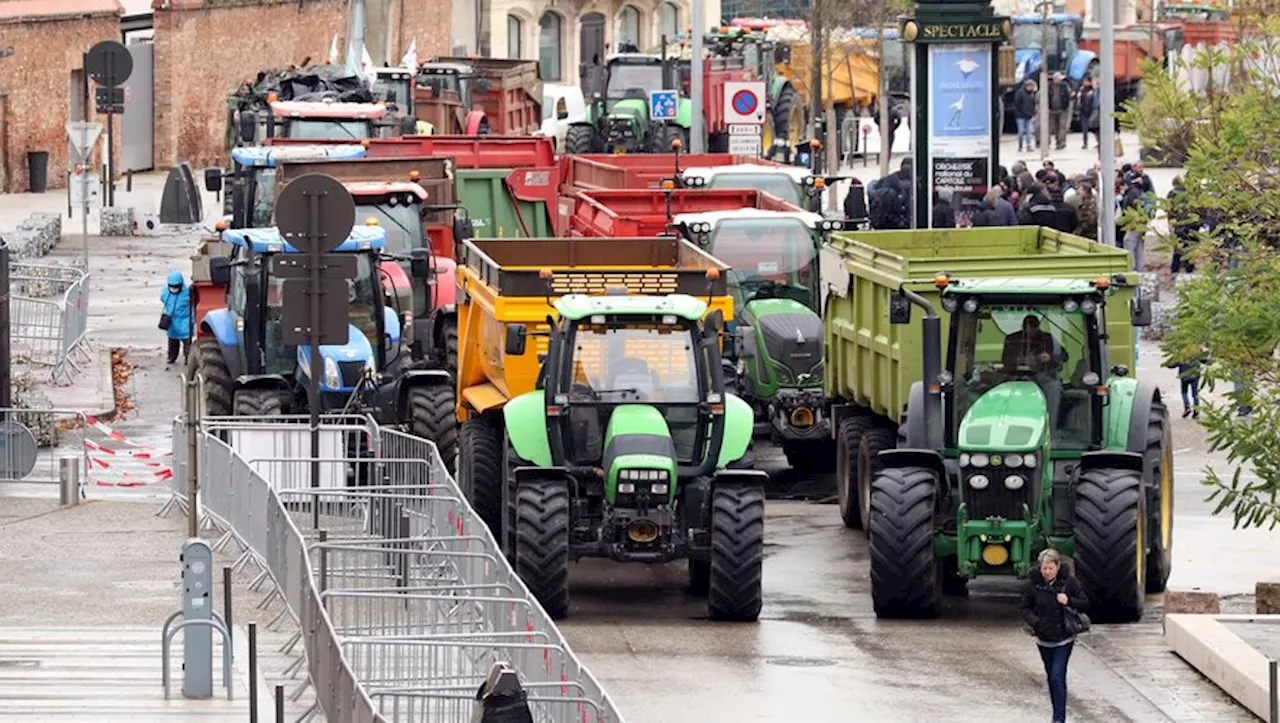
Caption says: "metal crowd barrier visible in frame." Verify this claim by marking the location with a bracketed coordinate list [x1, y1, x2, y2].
[10, 262, 90, 382]
[169, 415, 625, 723]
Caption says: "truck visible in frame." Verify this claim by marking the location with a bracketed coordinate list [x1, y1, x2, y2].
[566, 53, 752, 155]
[820, 227, 1170, 623]
[413, 58, 543, 136]
[561, 187, 803, 238]
[452, 236, 765, 621]
[188, 225, 454, 463]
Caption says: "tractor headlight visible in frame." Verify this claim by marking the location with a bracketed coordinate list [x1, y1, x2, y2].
[942, 297, 958, 312]
[1080, 298, 1097, 314]
[969, 474, 990, 490]
[618, 482, 636, 493]
[1004, 474, 1026, 490]
[651, 483, 669, 495]
[970, 453, 989, 468]
[323, 357, 341, 388]
[959, 453, 971, 466]
[963, 298, 980, 313]
[1024, 453, 1037, 468]
[1082, 372, 1101, 386]
[1005, 453, 1023, 468]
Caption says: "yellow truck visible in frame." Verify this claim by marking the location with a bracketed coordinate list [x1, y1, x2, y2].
[452, 236, 769, 622]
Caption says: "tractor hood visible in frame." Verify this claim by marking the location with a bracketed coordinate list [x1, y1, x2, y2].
[748, 298, 823, 387]
[603, 404, 678, 503]
[958, 381, 1048, 452]
[296, 323, 375, 394]
[1015, 49, 1040, 83]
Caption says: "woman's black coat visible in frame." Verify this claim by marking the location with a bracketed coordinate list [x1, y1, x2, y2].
[1021, 565, 1090, 643]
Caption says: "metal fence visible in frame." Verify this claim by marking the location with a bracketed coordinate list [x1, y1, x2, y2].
[170, 415, 626, 723]
[11, 262, 90, 383]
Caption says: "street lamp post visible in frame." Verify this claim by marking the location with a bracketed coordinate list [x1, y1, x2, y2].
[1038, 0, 1051, 160]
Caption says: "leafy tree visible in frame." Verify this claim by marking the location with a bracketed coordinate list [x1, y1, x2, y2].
[1119, 12, 1280, 528]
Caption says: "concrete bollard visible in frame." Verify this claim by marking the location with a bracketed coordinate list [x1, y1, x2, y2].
[1164, 589, 1221, 615]
[1256, 581, 1280, 615]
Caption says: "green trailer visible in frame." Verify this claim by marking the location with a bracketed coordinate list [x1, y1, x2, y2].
[822, 227, 1170, 623]
[456, 168, 556, 239]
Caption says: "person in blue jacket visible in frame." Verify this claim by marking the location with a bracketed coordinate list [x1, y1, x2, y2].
[160, 270, 192, 367]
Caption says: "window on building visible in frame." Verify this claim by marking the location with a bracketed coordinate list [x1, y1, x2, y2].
[618, 5, 641, 49]
[659, 2, 679, 42]
[539, 12, 562, 80]
[508, 15, 522, 58]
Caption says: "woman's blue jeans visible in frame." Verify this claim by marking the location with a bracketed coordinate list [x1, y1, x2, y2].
[1017, 117, 1034, 147]
[1039, 641, 1074, 721]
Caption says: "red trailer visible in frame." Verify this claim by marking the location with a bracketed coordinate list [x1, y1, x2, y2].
[267, 135, 556, 169]
[560, 153, 763, 192]
[563, 188, 801, 237]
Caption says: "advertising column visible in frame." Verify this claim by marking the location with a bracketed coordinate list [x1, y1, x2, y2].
[929, 44, 992, 227]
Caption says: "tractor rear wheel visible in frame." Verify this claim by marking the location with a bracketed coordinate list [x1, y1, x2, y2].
[232, 388, 284, 417]
[565, 125, 595, 154]
[458, 415, 503, 538]
[869, 465, 942, 619]
[651, 124, 686, 154]
[857, 427, 897, 537]
[1143, 397, 1174, 593]
[1073, 467, 1146, 623]
[707, 482, 765, 621]
[770, 86, 801, 151]
[188, 339, 232, 417]
[835, 414, 876, 528]
[514, 480, 571, 619]
[441, 319, 458, 376]
[408, 385, 457, 476]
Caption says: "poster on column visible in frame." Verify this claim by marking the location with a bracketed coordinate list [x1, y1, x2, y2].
[927, 44, 993, 227]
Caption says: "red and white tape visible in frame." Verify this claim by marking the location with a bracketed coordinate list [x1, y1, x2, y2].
[82, 416, 173, 488]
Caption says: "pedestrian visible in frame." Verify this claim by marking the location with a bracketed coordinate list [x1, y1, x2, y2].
[972, 190, 1000, 227]
[1048, 72, 1072, 150]
[1076, 77, 1098, 150]
[1019, 183, 1056, 227]
[1047, 178, 1079, 234]
[992, 186, 1018, 226]
[1165, 352, 1205, 418]
[1014, 79, 1038, 152]
[160, 269, 192, 368]
[1168, 176, 1197, 273]
[1121, 172, 1150, 269]
[1131, 161, 1155, 195]
[932, 189, 956, 228]
[1021, 548, 1090, 723]
[1074, 182, 1099, 240]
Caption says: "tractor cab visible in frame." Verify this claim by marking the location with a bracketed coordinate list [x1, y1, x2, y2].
[581, 54, 680, 153]
[680, 164, 812, 208]
[1011, 13, 1088, 86]
[373, 67, 416, 111]
[208, 144, 367, 227]
[417, 62, 478, 107]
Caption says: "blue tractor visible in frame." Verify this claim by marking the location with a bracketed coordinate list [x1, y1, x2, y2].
[190, 224, 456, 460]
[1005, 13, 1097, 130]
[208, 144, 368, 228]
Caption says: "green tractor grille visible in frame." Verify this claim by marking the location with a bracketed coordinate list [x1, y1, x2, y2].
[962, 464, 1037, 521]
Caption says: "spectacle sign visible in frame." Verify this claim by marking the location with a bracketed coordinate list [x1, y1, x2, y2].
[723, 81, 767, 125]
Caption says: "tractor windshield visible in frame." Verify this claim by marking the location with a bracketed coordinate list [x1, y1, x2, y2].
[564, 318, 704, 463]
[1012, 24, 1044, 49]
[703, 173, 803, 206]
[374, 77, 412, 108]
[708, 218, 818, 311]
[251, 169, 276, 227]
[262, 253, 382, 373]
[606, 62, 664, 100]
[285, 119, 372, 141]
[419, 73, 472, 106]
[950, 302, 1100, 450]
[355, 199, 427, 316]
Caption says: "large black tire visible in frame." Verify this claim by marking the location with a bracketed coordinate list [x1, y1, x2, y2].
[869, 465, 943, 619]
[857, 428, 897, 538]
[835, 414, 876, 528]
[707, 483, 765, 621]
[458, 415, 504, 538]
[564, 125, 595, 154]
[408, 385, 458, 476]
[1073, 467, 1147, 623]
[650, 124, 686, 154]
[188, 339, 231, 417]
[771, 86, 800, 149]
[514, 481, 571, 619]
[1143, 397, 1173, 593]
[440, 318, 458, 375]
[232, 388, 284, 417]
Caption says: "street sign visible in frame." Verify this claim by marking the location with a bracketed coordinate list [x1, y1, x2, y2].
[95, 86, 124, 115]
[65, 122, 103, 162]
[86, 40, 133, 87]
[728, 131, 762, 156]
[70, 172, 101, 206]
[649, 90, 678, 121]
[723, 81, 767, 125]
[274, 174, 355, 253]
[281, 279, 352, 346]
[270, 253, 358, 280]
[0, 420, 38, 480]
[728, 124, 761, 135]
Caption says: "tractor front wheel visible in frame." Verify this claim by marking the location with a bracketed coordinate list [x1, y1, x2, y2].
[188, 339, 232, 417]
[408, 385, 458, 476]
[651, 124, 687, 154]
[564, 125, 595, 154]
[707, 482, 765, 621]
[857, 427, 897, 538]
[458, 415, 504, 538]
[869, 465, 943, 619]
[514, 481, 571, 619]
[1144, 397, 1174, 593]
[232, 388, 285, 417]
[1073, 466, 1146, 623]
[835, 414, 876, 528]
[440, 318, 458, 375]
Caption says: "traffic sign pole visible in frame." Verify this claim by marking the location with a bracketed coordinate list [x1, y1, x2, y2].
[80, 124, 90, 268]
[105, 49, 113, 207]
[691, 0, 704, 154]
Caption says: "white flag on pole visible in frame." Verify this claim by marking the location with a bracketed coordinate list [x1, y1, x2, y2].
[328, 35, 339, 64]
[401, 39, 418, 70]
[361, 46, 376, 82]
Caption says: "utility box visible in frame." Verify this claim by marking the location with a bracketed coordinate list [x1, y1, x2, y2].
[180, 538, 214, 698]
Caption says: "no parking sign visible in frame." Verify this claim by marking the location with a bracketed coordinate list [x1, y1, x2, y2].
[723, 81, 767, 125]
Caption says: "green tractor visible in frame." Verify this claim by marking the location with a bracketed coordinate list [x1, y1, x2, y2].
[500, 293, 766, 621]
[674, 208, 847, 471]
[565, 54, 691, 154]
[871, 274, 1169, 623]
[703, 26, 803, 154]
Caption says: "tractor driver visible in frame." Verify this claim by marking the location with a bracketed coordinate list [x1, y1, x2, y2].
[1001, 314, 1066, 425]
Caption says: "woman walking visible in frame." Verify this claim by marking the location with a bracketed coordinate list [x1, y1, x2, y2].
[1021, 549, 1090, 723]
[160, 270, 192, 368]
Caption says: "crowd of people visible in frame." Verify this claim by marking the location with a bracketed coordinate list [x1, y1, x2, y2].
[1012, 73, 1101, 153]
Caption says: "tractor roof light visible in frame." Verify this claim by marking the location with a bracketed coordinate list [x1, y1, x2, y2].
[214, 220, 229, 231]
[661, 179, 675, 190]
[705, 268, 720, 280]
[813, 177, 826, 189]
[539, 267, 554, 280]
[934, 273, 950, 289]
[1094, 276, 1110, 290]
[409, 170, 421, 181]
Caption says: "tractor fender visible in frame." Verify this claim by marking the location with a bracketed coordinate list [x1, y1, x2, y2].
[234, 373, 290, 393]
[900, 382, 929, 449]
[396, 369, 452, 416]
[877, 448, 947, 482]
[382, 307, 402, 346]
[675, 97, 694, 129]
[465, 110, 487, 136]
[768, 78, 791, 104]
[712, 468, 768, 489]
[202, 309, 237, 349]
[1068, 50, 1097, 83]
[1076, 449, 1145, 475]
[503, 390, 553, 467]
[715, 393, 755, 468]
[1124, 379, 1163, 455]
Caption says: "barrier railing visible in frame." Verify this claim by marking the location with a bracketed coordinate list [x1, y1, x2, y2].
[171, 415, 625, 723]
[10, 262, 90, 382]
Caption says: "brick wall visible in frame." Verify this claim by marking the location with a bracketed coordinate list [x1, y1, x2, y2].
[0, 13, 122, 192]
[153, 0, 453, 170]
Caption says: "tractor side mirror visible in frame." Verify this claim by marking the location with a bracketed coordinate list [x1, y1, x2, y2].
[703, 309, 724, 339]
[399, 115, 417, 135]
[1130, 297, 1153, 327]
[203, 167, 224, 193]
[238, 112, 257, 144]
[410, 249, 432, 280]
[889, 292, 912, 324]
[210, 256, 232, 287]
[505, 323, 528, 356]
[734, 326, 757, 359]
